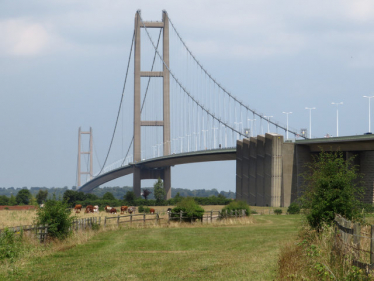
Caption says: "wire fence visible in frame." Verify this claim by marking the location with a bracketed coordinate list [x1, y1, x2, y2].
[334, 214, 374, 273]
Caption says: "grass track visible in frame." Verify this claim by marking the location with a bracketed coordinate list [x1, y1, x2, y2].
[2, 215, 301, 281]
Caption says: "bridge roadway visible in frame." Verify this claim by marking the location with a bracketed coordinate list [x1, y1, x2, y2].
[78, 147, 236, 193]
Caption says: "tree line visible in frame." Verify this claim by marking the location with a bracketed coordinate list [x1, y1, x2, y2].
[0, 180, 234, 207]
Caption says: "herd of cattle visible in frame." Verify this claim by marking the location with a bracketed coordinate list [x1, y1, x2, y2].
[73, 204, 156, 215]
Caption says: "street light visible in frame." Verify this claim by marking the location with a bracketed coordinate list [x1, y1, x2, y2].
[264, 116, 273, 133]
[331, 102, 343, 137]
[282, 112, 292, 140]
[305, 107, 316, 138]
[363, 96, 374, 133]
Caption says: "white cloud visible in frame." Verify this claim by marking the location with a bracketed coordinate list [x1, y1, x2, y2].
[0, 18, 76, 57]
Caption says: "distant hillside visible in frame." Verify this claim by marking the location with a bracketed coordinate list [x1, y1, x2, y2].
[0, 186, 236, 200]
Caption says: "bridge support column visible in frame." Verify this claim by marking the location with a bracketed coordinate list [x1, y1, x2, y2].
[133, 167, 141, 198]
[163, 167, 171, 200]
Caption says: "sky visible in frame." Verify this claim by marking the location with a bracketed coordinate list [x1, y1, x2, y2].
[1, 1, 374, 192]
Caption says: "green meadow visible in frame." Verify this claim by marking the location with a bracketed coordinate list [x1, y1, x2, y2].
[2, 215, 301, 281]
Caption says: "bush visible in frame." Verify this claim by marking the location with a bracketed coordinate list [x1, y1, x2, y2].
[274, 209, 282, 215]
[171, 197, 205, 222]
[35, 199, 74, 240]
[300, 151, 365, 231]
[0, 228, 23, 262]
[221, 200, 250, 216]
[138, 206, 144, 213]
[287, 202, 301, 214]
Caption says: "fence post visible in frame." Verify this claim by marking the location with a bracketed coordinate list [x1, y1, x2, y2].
[180, 210, 183, 223]
[130, 214, 133, 224]
[211, 211, 213, 223]
[353, 223, 360, 259]
[117, 215, 120, 227]
[371, 225, 374, 264]
[143, 213, 146, 225]
[157, 213, 160, 225]
[168, 211, 170, 224]
[104, 216, 107, 228]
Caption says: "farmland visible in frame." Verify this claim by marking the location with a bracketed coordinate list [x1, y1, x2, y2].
[0, 211, 301, 280]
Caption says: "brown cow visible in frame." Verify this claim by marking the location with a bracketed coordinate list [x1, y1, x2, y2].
[120, 206, 128, 214]
[109, 208, 117, 214]
[74, 204, 82, 213]
[149, 208, 155, 214]
[105, 205, 111, 213]
[85, 205, 94, 213]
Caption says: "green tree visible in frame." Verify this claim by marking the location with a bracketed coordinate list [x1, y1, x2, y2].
[124, 191, 136, 205]
[102, 192, 115, 201]
[9, 194, 16, 206]
[300, 150, 364, 231]
[36, 190, 48, 204]
[0, 195, 9, 205]
[35, 199, 73, 240]
[154, 178, 165, 202]
[16, 189, 31, 205]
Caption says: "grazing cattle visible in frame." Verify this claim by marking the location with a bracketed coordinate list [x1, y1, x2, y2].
[120, 206, 128, 214]
[85, 205, 94, 213]
[127, 206, 136, 214]
[149, 208, 155, 214]
[109, 208, 117, 214]
[93, 205, 99, 213]
[74, 204, 82, 213]
[39, 204, 44, 208]
[105, 206, 112, 213]
[167, 208, 172, 213]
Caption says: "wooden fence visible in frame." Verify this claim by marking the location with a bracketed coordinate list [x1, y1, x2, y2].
[0, 210, 247, 242]
[334, 214, 374, 273]
[169, 209, 246, 223]
[0, 216, 102, 242]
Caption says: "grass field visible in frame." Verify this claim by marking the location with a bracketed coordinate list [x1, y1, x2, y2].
[1, 215, 301, 281]
[0, 205, 289, 229]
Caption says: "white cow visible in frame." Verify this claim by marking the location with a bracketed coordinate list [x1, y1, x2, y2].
[93, 205, 99, 213]
[105, 206, 112, 213]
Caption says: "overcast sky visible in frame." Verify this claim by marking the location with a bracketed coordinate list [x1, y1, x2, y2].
[1, 1, 374, 192]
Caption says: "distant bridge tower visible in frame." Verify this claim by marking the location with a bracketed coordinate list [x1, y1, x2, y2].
[133, 10, 171, 199]
[77, 127, 93, 188]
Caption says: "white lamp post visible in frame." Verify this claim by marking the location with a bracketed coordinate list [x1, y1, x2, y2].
[264, 116, 273, 133]
[331, 102, 343, 137]
[363, 96, 374, 133]
[282, 112, 292, 140]
[305, 107, 316, 138]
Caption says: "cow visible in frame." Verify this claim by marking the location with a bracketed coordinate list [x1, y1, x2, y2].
[105, 206, 112, 213]
[120, 206, 128, 214]
[39, 204, 44, 208]
[109, 208, 117, 214]
[149, 208, 155, 214]
[167, 208, 172, 213]
[127, 206, 136, 214]
[85, 205, 94, 213]
[74, 204, 82, 213]
[93, 205, 99, 213]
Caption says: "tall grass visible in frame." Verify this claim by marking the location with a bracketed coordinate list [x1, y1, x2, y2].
[277, 225, 371, 280]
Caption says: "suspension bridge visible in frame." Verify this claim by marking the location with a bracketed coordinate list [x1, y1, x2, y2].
[77, 10, 305, 203]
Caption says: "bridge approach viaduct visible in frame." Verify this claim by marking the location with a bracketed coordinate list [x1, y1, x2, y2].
[236, 133, 374, 207]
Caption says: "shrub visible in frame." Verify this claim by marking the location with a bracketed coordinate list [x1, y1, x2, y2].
[143, 207, 150, 214]
[221, 200, 250, 216]
[274, 209, 282, 215]
[287, 202, 301, 214]
[138, 206, 144, 213]
[171, 197, 205, 222]
[35, 199, 74, 240]
[0, 228, 23, 262]
[300, 150, 365, 231]
[251, 210, 258, 214]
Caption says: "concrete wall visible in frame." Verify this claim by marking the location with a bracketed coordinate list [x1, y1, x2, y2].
[236, 134, 374, 206]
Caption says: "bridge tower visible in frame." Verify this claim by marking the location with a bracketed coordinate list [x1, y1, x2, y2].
[77, 127, 93, 188]
[133, 10, 171, 199]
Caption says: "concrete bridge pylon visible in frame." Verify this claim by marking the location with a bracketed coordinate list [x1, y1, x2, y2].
[133, 10, 171, 199]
